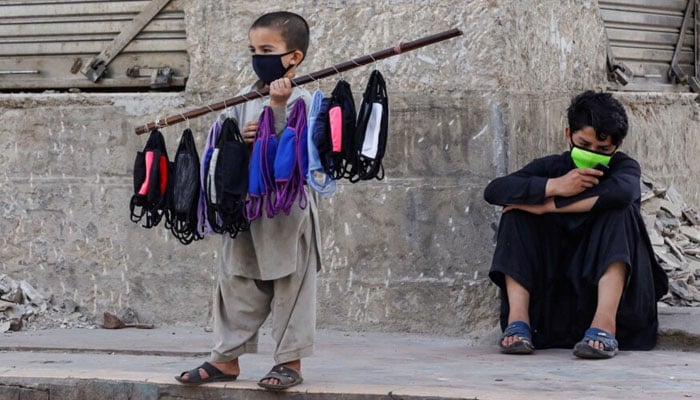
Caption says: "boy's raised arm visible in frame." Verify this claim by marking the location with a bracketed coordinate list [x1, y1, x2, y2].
[484, 157, 553, 206]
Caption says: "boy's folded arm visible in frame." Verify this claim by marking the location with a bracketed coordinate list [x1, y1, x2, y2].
[484, 175, 548, 206]
[550, 196, 598, 213]
[554, 158, 641, 211]
[484, 157, 554, 206]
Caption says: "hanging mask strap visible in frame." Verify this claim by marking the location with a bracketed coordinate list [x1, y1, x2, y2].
[356, 70, 389, 181]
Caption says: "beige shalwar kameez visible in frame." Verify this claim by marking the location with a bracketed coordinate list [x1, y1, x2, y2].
[209, 83, 322, 365]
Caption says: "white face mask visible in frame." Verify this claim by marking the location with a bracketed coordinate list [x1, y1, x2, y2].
[206, 148, 220, 204]
[361, 103, 383, 159]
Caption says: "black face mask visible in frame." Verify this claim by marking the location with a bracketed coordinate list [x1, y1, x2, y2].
[251, 50, 295, 84]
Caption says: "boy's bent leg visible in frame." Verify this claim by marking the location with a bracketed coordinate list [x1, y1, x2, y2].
[490, 210, 565, 350]
[271, 258, 316, 364]
[178, 275, 272, 383]
[586, 261, 626, 350]
[573, 204, 663, 350]
[211, 275, 273, 361]
[501, 275, 532, 349]
[260, 235, 317, 387]
[506, 275, 531, 324]
[572, 261, 625, 359]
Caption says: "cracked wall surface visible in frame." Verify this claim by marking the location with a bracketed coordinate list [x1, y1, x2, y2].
[0, 0, 698, 336]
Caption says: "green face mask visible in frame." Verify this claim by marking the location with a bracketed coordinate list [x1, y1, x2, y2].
[570, 145, 613, 169]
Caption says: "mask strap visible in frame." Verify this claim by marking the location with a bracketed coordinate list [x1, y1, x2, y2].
[253, 49, 295, 58]
[332, 65, 344, 81]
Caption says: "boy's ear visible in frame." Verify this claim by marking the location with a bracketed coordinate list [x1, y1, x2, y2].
[289, 49, 304, 66]
[565, 127, 571, 141]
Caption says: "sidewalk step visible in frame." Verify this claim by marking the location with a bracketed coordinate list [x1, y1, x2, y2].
[1, 323, 700, 399]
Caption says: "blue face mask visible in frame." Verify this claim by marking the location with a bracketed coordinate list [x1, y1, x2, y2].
[252, 50, 295, 84]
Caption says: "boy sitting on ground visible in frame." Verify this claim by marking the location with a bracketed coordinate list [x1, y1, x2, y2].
[484, 90, 668, 358]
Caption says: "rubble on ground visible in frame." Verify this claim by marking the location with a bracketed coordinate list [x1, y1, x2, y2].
[102, 311, 154, 329]
[0, 274, 97, 332]
[641, 174, 700, 307]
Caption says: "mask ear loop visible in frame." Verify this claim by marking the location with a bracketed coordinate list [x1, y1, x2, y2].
[206, 105, 217, 121]
[223, 99, 229, 119]
[179, 113, 190, 130]
[368, 54, 379, 71]
[239, 89, 265, 106]
[350, 58, 364, 72]
[332, 65, 344, 81]
[159, 115, 169, 136]
[252, 88, 268, 107]
[306, 73, 321, 91]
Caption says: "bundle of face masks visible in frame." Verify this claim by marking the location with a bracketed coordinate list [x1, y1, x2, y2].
[131, 69, 393, 242]
[310, 69, 390, 186]
[246, 106, 279, 221]
[130, 128, 170, 229]
[245, 100, 310, 222]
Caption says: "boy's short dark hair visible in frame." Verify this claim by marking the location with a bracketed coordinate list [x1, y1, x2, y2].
[567, 90, 628, 145]
[251, 11, 310, 60]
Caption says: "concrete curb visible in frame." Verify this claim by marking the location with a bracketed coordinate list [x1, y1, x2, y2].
[0, 377, 466, 400]
[657, 306, 700, 350]
[1, 307, 699, 400]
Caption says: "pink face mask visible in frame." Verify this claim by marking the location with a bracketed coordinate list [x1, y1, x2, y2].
[329, 105, 343, 153]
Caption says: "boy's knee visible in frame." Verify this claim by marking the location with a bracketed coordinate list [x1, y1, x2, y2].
[498, 209, 544, 231]
[592, 204, 637, 227]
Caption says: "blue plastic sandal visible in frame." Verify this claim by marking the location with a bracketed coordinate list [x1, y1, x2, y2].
[499, 321, 534, 355]
[573, 327, 619, 359]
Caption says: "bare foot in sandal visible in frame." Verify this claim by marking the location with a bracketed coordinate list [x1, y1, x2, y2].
[499, 321, 534, 354]
[258, 360, 303, 390]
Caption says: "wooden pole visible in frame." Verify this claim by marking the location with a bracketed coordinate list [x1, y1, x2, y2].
[135, 28, 463, 135]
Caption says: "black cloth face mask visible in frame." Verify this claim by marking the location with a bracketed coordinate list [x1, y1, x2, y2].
[252, 50, 295, 84]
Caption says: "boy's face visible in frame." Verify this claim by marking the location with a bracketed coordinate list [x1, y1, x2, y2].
[248, 27, 303, 70]
[566, 126, 617, 155]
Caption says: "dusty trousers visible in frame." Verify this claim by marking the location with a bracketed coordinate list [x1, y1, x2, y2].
[210, 228, 318, 364]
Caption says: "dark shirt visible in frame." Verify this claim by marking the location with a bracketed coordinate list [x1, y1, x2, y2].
[485, 151, 668, 350]
[483, 151, 641, 212]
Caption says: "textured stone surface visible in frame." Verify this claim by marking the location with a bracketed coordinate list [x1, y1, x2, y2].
[618, 93, 700, 204]
[184, 0, 607, 96]
[0, 0, 698, 337]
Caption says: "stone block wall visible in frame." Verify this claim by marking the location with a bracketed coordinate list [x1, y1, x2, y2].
[0, 0, 698, 336]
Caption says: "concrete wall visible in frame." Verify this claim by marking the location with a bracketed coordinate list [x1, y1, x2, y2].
[1, 0, 698, 337]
